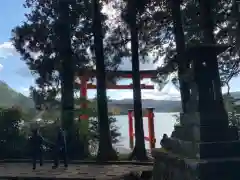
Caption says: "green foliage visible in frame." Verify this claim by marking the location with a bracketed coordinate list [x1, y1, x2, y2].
[0, 81, 34, 112]
[11, 1, 91, 132]
[0, 104, 121, 159]
[75, 98, 121, 155]
[87, 103, 121, 153]
[109, 0, 170, 66]
[0, 93, 121, 158]
[11, 0, 124, 161]
[12, 0, 91, 85]
[11, 0, 122, 103]
[0, 107, 28, 158]
[144, 0, 240, 91]
[223, 95, 240, 127]
[171, 95, 240, 138]
[88, 115, 121, 155]
[89, 116, 121, 144]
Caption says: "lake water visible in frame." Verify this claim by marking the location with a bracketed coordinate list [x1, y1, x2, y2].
[114, 113, 178, 149]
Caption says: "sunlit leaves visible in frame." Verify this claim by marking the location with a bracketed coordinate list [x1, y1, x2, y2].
[152, 0, 240, 92]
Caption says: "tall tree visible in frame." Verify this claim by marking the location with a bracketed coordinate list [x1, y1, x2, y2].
[54, 0, 75, 143]
[92, 0, 118, 161]
[12, 0, 93, 158]
[12, 0, 124, 159]
[169, 0, 190, 113]
[122, 0, 148, 160]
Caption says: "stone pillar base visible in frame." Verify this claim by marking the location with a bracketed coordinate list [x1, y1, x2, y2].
[152, 148, 240, 180]
[199, 158, 240, 180]
[173, 125, 238, 142]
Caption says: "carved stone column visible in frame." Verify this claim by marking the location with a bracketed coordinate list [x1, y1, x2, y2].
[189, 44, 240, 180]
[152, 45, 240, 180]
[163, 60, 201, 158]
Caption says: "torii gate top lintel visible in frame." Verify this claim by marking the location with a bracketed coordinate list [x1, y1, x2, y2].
[76, 69, 157, 119]
[76, 69, 158, 79]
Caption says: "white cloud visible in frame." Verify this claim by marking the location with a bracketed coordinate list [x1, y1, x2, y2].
[0, 41, 41, 60]
[0, 64, 3, 71]
[118, 58, 157, 70]
[0, 42, 17, 59]
[107, 81, 180, 100]
[19, 87, 30, 97]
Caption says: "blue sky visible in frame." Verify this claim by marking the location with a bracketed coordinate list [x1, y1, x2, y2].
[0, 1, 35, 93]
[0, 1, 239, 101]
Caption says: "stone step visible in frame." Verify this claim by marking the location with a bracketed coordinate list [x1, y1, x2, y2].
[200, 141, 240, 159]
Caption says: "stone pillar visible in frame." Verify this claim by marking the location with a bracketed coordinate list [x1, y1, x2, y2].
[162, 60, 201, 158]
[152, 45, 240, 180]
[190, 45, 240, 180]
[153, 0, 240, 178]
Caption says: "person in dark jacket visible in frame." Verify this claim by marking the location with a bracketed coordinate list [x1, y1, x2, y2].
[30, 128, 44, 170]
[52, 127, 68, 168]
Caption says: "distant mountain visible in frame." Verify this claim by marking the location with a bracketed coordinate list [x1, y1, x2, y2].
[108, 99, 181, 113]
[108, 92, 240, 113]
[0, 81, 181, 114]
[1, 80, 240, 114]
[0, 81, 35, 112]
[229, 91, 240, 99]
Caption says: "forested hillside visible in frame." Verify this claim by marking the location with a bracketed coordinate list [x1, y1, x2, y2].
[0, 81, 34, 111]
[1, 80, 240, 114]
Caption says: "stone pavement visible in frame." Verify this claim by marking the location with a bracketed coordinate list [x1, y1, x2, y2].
[0, 163, 153, 180]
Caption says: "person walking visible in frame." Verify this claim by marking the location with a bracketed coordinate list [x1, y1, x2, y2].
[30, 128, 44, 170]
[52, 127, 68, 169]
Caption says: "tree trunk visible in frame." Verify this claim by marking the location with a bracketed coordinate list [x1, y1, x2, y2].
[56, 0, 80, 159]
[92, 0, 118, 161]
[128, 0, 148, 161]
[170, 0, 190, 113]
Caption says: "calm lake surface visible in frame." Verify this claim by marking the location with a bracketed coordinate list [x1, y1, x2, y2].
[114, 113, 178, 149]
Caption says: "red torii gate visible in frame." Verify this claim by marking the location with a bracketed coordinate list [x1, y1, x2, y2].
[128, 108, 156, 150]
[75, 69, 157, 149]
